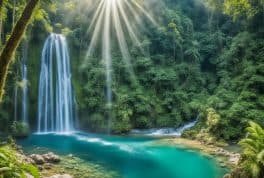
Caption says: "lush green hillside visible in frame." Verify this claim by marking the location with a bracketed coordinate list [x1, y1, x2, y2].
[0, 0, 263, 143]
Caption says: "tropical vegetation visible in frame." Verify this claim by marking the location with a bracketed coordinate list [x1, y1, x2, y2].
[230, 122, 264, 178]
[0, 0, 263, 140]
[0, 140, 39, 178]
[0, 0, 263, 177]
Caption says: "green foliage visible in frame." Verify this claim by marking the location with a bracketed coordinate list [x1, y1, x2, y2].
[0, 111, 9, 133]
[206, 0, 264, 21]
[183, 107, 221, 144]
[0, 0, 263, 142]
[237, 122, 264, 178]
[206, 108, 220, 132]
[0, 145, 40, 178]
[21, 164, 40, 178]
[223, 0, 263, 20]
[206, 31, 264, 141]
[10, 121, 30, 138]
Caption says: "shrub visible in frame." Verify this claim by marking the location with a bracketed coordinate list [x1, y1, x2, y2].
[0, 145, 40, 178]
[238, 121, 264, 178]
[10, 121, 30, 138]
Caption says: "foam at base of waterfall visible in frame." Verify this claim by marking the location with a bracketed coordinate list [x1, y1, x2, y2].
[131, 120, 197, 137]
[73, 134, 136, 153]
[34, 131, 77, 135]
[76, 136, 114, 146]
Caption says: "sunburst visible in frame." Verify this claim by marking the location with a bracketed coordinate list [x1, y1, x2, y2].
[84, 0, 157, 132]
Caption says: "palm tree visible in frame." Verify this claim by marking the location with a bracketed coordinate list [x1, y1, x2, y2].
[239, 121, 264, 178]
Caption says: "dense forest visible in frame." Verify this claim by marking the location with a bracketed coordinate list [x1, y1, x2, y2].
[0, 0, 263, 177]
[1, 0, 263, 141]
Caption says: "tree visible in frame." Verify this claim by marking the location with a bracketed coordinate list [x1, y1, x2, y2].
[0, 0, 4, 47]
[206, 0, 264, 20]
[0, 0, 40, 102]
[238, 121, 264, 178]
[168, 22, 182, 61]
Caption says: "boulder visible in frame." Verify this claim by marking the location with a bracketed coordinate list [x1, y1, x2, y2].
[29, 152, 60, 165]
[43, 152, 60, 163]
[29, 154, 45, 164]
[24, 156, 35, 164]
[229, 153, 240, 165]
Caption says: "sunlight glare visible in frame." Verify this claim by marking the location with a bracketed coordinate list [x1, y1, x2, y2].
[84, 0, 157, 131]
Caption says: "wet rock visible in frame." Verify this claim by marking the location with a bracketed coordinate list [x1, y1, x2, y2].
[29, 154, 45, 164]
[43, 152, 60, 163]
[17, 151, 34, 164]
[29, 152, 60, 165]
[229, 153, 240, 165]
[24, 156, 35, 164]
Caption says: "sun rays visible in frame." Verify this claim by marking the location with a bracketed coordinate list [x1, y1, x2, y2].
[85, 0, 157, 60]
[83, 0, 157, 132]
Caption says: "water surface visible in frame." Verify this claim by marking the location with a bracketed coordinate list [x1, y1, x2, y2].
[19, 132, 227, 178]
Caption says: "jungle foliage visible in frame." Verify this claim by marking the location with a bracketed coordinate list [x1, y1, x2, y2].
[0, 143, 40, 178]
[230, 122, 264, 178]
[0, 0, 263, 143]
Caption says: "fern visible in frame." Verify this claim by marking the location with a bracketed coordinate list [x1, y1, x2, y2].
[239, 121, 264, 178]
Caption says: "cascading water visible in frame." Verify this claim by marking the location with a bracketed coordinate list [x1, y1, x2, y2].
[14, 41, 28, 123]
[131, 120, 198, 136]
[21, 42, 28, 124]
[37, 33, 77, 133]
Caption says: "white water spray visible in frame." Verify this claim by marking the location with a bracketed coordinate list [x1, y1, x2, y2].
[14, 41, 28, 124]
[131, 120, 198, 137]
[104, 0, 113, 134]
[37, 33, 77, 133]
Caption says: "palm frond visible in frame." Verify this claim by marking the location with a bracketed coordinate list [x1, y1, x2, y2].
[257, 150, 264, 165]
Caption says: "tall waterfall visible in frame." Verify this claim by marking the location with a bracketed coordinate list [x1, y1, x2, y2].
[37, 33, 77, 133]
[21, 41, 28, 124]
[14, 41, 28, 123]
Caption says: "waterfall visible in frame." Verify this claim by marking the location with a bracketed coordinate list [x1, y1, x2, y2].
[14, 41, 28, 124]
[131, 120, 198, 137]
[21, 41, 28, 124]
[37, 33, 77, 133]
